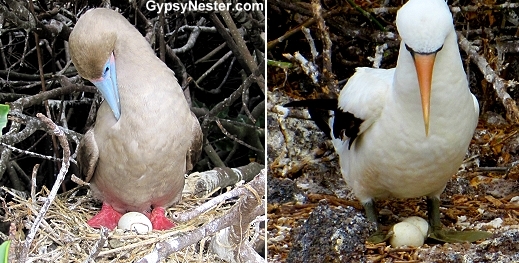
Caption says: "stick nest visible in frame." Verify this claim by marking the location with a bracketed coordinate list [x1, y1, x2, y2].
[2, 186, 231, 262]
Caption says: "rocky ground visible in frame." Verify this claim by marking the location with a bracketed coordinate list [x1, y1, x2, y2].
[268, 89, 519, 262]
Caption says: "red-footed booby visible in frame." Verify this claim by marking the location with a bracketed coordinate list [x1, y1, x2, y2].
[69, 8, 202, 230]
[286, 0, 491, 242]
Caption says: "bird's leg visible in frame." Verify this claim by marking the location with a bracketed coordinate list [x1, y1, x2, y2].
[87, 202, 123, 229]
[427, 196, 442, 232]
[147, 207, 176, 230]
[364, 200, 378, 223]
[427, 196, 492, 243]
[364, 200, 390, 243]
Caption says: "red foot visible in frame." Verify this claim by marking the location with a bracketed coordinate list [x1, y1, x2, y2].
[149, 207, 175, 230]
[87, 203, 123, 230]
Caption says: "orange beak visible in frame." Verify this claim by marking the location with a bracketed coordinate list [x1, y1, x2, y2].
[413, 53, 436, 136]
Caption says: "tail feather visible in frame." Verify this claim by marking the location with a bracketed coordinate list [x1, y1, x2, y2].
[284, 99, 338, 139]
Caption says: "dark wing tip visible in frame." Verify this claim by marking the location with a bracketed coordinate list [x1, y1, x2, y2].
[332, 110, 364, 149]
[285, 99, 365, 149]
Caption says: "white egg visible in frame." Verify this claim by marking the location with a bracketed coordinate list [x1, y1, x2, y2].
[117, 212, 152, 234]
[389, 221, 425, 247]
[402, 216, 429, 238]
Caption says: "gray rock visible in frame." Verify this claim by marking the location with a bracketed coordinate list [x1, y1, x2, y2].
[287, 202, 374, 263]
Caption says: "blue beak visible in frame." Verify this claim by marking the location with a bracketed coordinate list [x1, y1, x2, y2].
[91, 52, 121, 120]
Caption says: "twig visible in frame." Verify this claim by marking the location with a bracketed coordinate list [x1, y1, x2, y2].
[172, 18, 206, 54]
[174, 167, 264, 223]
[0, 70, 75, 81]
[195, 42, 227, 64]
[213, 56, 236, 94]
[302, 27, 318, 60]
[203, 143, 226, 168]
[283, 52, 319, 84]
[450, 3, 519, 13]
[2, 111, 82, 145]
[83, 227, 108, 263]
[209, 11, 264, 94]
[184, 162, 264, 197]
[195, 50, 233, 85]
[210, 218, 264, 263]
[11, 162, 29, 185]
[215, 0, 257, 75]
[458, 32, 519, 123]
[6, 162, 22, 191]
[267, 16, 317, 51]
[0, 142, 75, 164]
[0, 38, 7, 69]
[219, 118, 265, 132]
[18, 113, 70, 262]
[312, 0, 336, 91]
[266, 5, 342, 50]
[8, 80, 97, 111]
[167, 25, 218, 36]
[215, 119, 262, 152]
[209, 170, 265, 262]
[158, 6, 166, 62]
[201, 60, 264, 140]
[30, 164, 39, 201]
[241, 80, 256, 123]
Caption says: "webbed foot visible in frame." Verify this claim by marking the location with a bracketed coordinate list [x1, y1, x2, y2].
[367, 230, 392, 243]
[427, 196, 491, 243]
[148, 207, 175, 230]
[88, 202, 123, 229]
[428, 228, 492, 243]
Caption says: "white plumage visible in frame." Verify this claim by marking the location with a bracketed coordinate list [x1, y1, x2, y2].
[287, 0, 489, 243]
[332, 0, 479, 203]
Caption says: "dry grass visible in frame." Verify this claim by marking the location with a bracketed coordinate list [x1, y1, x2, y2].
[1, 185, 234, 262]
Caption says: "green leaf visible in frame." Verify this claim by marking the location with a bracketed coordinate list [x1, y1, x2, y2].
[0, 104, 9, 133]
[0, 240, 10, 263]
[267, 59, 293, 69]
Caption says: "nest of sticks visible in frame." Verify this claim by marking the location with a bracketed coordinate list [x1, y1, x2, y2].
[1, 170, 264, 262]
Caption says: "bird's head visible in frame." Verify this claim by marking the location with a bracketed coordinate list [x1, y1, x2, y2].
[69, 8, 121, 121]
[396, 0, 454, 136]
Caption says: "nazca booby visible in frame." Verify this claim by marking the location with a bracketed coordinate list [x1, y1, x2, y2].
[286, 0, 491, 242]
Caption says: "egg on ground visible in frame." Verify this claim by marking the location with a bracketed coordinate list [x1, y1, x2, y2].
[389, 221, 425, 247]
[402, 216, 429, 238]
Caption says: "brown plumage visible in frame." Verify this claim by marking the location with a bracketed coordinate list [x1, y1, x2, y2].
[70, 8, 202, 230]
